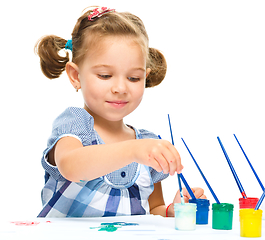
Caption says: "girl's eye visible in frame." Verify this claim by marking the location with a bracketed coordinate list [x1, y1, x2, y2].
[98, 74, 112, 80]
[128, 77, 140, 82]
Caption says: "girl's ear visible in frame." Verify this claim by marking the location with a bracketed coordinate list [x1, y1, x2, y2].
[66, 62, 81, 91]
[146, 68, 151, 78]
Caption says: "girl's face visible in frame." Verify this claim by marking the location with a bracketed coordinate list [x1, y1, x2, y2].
[77, 36, 150, 123]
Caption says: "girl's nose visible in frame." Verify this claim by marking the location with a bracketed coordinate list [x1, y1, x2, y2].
[111, 77, 128, 94]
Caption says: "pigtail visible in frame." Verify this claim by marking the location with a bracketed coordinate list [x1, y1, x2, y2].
[34, 35, 69, 79]
[146, 48, 167, 88]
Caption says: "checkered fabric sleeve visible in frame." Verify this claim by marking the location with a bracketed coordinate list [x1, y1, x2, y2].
[41, 107, 95, 181]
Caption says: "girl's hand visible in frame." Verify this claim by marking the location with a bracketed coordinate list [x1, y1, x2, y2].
[132, 139, 183, 175]
[173, 187, 207, 203]
[167, 187, 207, 217]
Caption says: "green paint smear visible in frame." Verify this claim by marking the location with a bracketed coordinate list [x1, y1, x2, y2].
[98, 225, 118, 232]
[90, 222, 139, 232]
[101, 222, 138, 226]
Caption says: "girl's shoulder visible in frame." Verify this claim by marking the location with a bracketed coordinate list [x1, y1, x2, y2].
[138, 129, 159, 140]
[48, 107, 96, 148]
[53, 107, 93, 126]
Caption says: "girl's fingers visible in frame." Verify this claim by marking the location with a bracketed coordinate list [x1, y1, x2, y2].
[166, 143, 183, 174]
[159, 152, 175, 175]
[173, 188, 207, 204]
[154, 154, 169, 174]
[142, 139, 183, 175]
[192, 187, 206, 199]
[173, 189, 190, 204]
[148, 156, 163, 173]
[148, 141, 170, 174]
[156, 140, 182, 175]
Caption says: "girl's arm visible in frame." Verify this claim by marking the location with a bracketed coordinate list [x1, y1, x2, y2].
[148, 182, 168, 217]
[50, 136, 182, 182]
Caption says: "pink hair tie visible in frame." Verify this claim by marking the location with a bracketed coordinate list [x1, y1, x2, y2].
[88, 7, 115, 21]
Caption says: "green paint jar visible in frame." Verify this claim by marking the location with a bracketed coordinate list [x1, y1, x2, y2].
[212, 203, 234, 230]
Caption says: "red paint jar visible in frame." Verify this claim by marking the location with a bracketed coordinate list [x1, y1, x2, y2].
[239, 197, 259, 209]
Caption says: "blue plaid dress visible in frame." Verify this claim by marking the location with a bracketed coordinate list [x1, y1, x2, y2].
[38, 107, 168, 217]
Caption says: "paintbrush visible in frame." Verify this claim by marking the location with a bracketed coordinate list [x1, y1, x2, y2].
[167, 114, 184, 204]
[234, 134, 264, 191]
[181, 138, 220, 204]
[179, 173, 196, 200]
[255, 190, 265, 210]
[178, 174, 185, 204]
[217, 136, 247, 199]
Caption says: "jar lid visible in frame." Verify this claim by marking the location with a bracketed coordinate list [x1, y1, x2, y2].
[174, 203, 197, 212]
[212, 203, 234, 211]
[189, 199, 210, 206]
[239, 197, 259, 207]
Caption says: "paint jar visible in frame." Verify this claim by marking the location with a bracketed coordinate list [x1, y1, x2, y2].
[189, 199, 210, 224]
[212, 203, 234, 230]
[262, 202, 265, 220]
[239, 209, 262, 238]
[174, 203, 196, 231]
[239, 197, 259, 209]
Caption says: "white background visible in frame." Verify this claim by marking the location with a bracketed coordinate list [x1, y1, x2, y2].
[1, 0, 265, 220]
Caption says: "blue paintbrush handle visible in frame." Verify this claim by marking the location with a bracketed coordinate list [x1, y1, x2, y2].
[255, 189, 265, 210]
[177, 174, 185, 204]
[234, 134, 265, 191]
[177, 174, 183, 194]
[167, 114, 175, 146]
[179, 173, 196, 200]
[182, 138, 220, 204]
[217, 137, 247, 199]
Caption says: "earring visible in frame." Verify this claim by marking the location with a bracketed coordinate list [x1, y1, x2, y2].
[75, 87, 79, 92]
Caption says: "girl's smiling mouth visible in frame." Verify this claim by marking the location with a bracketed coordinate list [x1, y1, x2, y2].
[106, 100, 129, 108]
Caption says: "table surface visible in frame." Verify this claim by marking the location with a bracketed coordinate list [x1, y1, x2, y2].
[0, 214, 264, 240]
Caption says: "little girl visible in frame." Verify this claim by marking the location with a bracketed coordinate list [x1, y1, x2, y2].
[36, 6, 205, 218]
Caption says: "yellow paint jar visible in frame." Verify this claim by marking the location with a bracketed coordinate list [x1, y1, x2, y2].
[239, 209, 263, 238]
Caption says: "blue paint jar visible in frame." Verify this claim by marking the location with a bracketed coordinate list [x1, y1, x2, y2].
[189, 199, 210, 224]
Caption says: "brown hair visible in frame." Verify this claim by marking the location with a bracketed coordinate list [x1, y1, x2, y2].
[35, 7, 167, 88]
